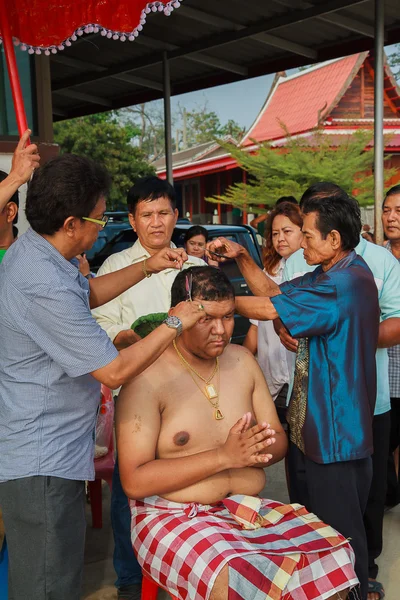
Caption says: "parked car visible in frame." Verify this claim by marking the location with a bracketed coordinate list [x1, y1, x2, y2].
[89, 223, 263, 344]
[85, 212, 130, 260]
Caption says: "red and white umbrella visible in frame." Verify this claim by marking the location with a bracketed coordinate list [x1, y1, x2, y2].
[0, 0, 182, 135]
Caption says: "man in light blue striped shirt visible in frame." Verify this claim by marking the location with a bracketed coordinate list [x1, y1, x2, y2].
[0, 154, 204, 600]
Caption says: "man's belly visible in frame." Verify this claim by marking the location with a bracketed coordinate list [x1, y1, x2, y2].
[161, 467, 266, 504]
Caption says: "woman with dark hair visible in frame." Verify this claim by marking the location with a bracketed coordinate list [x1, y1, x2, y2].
[243, 202, 303, 422]
[184, 225, 218, 266]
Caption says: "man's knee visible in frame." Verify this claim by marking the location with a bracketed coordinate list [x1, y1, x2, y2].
[209, 564, 229, 600]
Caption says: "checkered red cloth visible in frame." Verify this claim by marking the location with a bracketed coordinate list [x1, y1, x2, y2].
[130, 494, 358, 600]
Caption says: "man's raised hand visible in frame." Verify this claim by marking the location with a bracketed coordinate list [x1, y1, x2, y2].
[11, 129, 40, 184]
[146, 247, 188, 274]
[169, 300, 205, 331]
[206, 236, 245, 262]
[218, 413, 276, 469]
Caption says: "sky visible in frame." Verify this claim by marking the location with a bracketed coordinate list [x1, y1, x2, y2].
[167, 43, 399, 131]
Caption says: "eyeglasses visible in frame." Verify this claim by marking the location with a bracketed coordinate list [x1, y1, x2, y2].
[82, 215, 109, 229]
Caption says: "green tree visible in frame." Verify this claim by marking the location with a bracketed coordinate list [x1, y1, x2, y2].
[388, 44, 400, 81]
[53, 113, 155, 209]
[206, 128, 396, 209]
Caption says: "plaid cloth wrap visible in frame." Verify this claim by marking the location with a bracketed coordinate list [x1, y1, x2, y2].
[130, 494, 358, 600]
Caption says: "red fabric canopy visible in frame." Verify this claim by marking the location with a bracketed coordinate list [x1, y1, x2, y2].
[0, 0, 180, 54]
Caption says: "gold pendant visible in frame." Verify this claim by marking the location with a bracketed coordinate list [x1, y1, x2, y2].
[214, 408, 224, 420]
[205, 384, 218, 399]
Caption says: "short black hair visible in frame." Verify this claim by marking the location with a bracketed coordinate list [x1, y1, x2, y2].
[184, 225, 208, 244]
[301, 183, 361, 251]
[171, 266, 234, 307]
[127, 176, 176, 214]
[0, 170, 19, 224]
[384, 185, 400, 205]
[275, 195, 298, 207]
[26, 154, 111, 235]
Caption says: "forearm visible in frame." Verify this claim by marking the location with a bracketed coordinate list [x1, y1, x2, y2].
[89, 262, 146, 308]
[378, 318, 400, 348]
[235, 296, 279, 321]
[0, 173, 23, 212]
[120, 449, 226, 500]
[93, 324, 176, 388]
[236, 248, 280, 296]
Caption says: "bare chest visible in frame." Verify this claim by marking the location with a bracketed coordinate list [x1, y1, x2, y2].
[156, 370, 254, 458]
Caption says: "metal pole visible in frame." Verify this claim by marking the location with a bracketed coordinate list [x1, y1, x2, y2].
[0, 2, 29, 136]
[162, 51, 173, 185]
[374, 0, 384, 245]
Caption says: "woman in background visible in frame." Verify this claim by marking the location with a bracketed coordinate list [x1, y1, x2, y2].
[243, 202, 303, 424]
[184, 225, 218, 267]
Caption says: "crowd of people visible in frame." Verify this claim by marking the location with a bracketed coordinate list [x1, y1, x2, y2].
[0, 131, 399, 600]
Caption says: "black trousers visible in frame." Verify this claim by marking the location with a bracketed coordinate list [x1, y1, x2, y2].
[386, 398, 400, 507]
[363, 410, 391, 580]
[0, 476, 86, 600]
[288, 443, 372, 600]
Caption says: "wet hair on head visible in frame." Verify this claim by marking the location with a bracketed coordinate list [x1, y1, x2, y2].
[171, 266, 234, 307]
[26, 154, 110, 235]
[300, 182, 361, 251]
[127, 176, 176, 214]
[184, 225, 208, 244]
[263, 202, 303, 275]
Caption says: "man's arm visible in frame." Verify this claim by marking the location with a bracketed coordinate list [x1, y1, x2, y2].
[247, 348, 288, 466]
[377, 253, 400, 348]
[117, 372, 275, 500]
[378, 318, 400, 348]
[89, 246, 187, 310]
[207, 237, 280, 297]
[0, 130, 40, 212]
[235, 296, 279, 321]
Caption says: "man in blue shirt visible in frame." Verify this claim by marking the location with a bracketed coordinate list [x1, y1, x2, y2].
[209, 187, 380, 600]
[0, 154, 204, 600]
[281, 184, 400, 600]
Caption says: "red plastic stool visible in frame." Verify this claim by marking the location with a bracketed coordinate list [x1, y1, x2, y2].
[141, 574, 179, 600]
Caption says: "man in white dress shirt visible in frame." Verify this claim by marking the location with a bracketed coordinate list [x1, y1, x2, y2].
[92, 176, 205, 599]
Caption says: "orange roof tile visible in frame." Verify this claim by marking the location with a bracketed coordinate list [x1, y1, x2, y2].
[242, 53, 365, 146]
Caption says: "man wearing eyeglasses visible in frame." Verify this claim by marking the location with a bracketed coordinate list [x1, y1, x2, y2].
[0, 154, 205, 600]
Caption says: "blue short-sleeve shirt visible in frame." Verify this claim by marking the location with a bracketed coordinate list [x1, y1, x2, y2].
[0, 228, 119, 482]
[272, 252, 379, 464]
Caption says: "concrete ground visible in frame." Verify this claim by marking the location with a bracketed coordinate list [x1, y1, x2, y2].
[82, 461, 400, 599]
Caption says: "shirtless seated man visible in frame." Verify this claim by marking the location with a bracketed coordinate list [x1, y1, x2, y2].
[116, 266, 358, 600]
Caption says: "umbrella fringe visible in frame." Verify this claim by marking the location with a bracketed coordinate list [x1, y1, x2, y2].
[0, 0, 182, 55]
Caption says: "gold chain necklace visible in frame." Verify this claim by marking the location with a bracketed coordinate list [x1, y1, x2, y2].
[172, 340, 224, 420]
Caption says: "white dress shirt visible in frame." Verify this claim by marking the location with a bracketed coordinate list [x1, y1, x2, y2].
[92, 239, 205, 342]
[250, 259, 290, 401]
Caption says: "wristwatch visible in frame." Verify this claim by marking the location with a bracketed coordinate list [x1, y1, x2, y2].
[163, 315, 183, 337]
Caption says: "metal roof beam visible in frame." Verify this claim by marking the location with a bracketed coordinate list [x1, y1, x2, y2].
[179, 5, 317, 59]
[51, 54, 163, 91]
[52, 106, 67, 117]
[53, 0, 368, 92]
[188, 53, 248, 76]
[113, 73, 163, 91]
[318, 13, 375, 37]
[54, 89, 112, 107]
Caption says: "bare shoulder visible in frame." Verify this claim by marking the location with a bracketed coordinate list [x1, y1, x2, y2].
[222, 343, 259, 371]
[119, 346, 174, 400]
